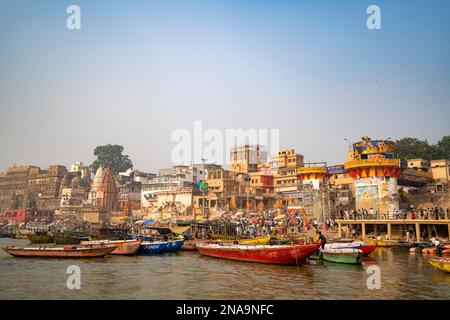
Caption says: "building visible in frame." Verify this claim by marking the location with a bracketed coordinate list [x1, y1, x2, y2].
[229, 145, 268, 174]
[249, 172, 275, 208]
[0, 164, 68, 214]
[430, 159, 450, 183]
[298, 163, 331, 219]
[270, 149, 304, 208]
[88, 166, 118, 212]
[344, 136, 404, 216]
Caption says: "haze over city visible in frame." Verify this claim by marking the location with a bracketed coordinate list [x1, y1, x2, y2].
[1, 0, 449, 173]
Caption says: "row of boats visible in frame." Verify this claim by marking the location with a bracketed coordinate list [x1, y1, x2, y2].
[3, 232, 449, 273]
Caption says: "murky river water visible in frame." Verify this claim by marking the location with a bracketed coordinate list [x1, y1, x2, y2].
[0, 238, 448, 300]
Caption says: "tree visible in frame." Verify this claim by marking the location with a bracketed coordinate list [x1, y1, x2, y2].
[394, 136, 450, 160]
[90, 144, 133, 175]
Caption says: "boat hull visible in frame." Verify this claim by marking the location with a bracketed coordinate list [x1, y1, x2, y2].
[2, 245, 117, 258]
[320, 249, 363, 264]
[180, 240, 197, 251]
[80, 240, 142, 255]
[54, 235, 90, 245]
[376, 240, 400, 247]
[197, 242, 321, 265]
[429, 259, 450, 273]
[28, 234, 54, 244]
[138, 239, 185, 255]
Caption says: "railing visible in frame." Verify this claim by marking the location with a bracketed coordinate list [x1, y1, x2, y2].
[337, 210, 449, 221]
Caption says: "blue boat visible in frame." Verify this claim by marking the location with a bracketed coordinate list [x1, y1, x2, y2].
[138, 239, 185, 255]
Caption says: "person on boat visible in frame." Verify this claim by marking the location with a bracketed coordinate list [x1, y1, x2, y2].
[317, 231, 327, 249]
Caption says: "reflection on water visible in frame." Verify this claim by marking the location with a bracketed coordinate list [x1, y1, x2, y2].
[0, 238, 448, 300]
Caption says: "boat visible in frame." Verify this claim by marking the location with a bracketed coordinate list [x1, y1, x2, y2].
[196, 241, 321, 265]
[391, 241, 417, 249]
[376, 240, 400, 247]
[428, 258, 450, 273]
[53, 232, 90, 245]
[180, 240, 198, 251]
[138, 239, 185, 255]
[320, 248, 363, 264]
[28, 232, 53, 244]
[219, 235, 272, 246]
[2, 245, 117, 258]
[325, 240, 376, 256]
[80, 239, 142, 255]
[409, 245, 450, 255]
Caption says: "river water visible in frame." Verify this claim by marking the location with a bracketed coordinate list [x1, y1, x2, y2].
[0, 238, 448, 300]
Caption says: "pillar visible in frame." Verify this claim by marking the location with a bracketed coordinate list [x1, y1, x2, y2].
[362, 223, 366, 240]
[427, 225, 432, 239]
[374, 224, 377, 237]
[415, 223, 421, 242]
[448, 224, 450, 241]
[387, 223, 392, 240]
[338, 223, 342, 238]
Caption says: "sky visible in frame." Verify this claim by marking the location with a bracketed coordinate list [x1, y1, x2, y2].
[0, 0, 449, 173]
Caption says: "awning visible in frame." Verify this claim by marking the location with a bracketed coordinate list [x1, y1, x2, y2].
[170, 226, 191, 234]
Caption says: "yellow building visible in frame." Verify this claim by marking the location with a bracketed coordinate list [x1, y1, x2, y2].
[229, 145, 267, 174]
[430, 159, 450, 183]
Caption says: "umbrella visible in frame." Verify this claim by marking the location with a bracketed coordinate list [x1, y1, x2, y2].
[274, 214, 286, 220]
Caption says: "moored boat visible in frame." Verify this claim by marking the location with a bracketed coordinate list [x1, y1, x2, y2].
[409, 245, 450, 255]
[53, 233, 90, 245]
[320, 248, 363, 265]
[28, 232, 53, 244]
[196, 241, 321, 265]
[428, 258, 450, 273]
[219, 235, 272, 246]
[325, 240, 376, 256]
[138, 239, 185, 255]
[80, 239, 142, 255]
[180, 240, 197, 251]
[376, 240, 400, 247]
[2, 245, 117, 258]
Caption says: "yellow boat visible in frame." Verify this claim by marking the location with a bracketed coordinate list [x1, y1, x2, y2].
[429, 258, 450, 273]
[220, 235, 272, 245]
[376, 240, 400, 247]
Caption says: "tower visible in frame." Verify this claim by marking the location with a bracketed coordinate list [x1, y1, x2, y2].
[344, 136, 404, 216]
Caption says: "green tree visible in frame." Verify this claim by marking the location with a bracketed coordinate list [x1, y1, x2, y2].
[394, 138, 432, 160]
[394, 136, 450, 160]
[90, 144, 133, 175]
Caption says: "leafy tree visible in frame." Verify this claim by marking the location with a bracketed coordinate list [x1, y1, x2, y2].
[394, 136, 450, 160]
[90, 144, 133, 175]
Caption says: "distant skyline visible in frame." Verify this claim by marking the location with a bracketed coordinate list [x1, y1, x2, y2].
[1, 0, 449, 173]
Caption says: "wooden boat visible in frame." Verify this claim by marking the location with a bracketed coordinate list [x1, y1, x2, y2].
[53, 233, 90, 245]
[409, 245, 450, 255]
[428, 258, 450, 273]
[325, 240, 376, 256]
[196, 241, 321, 265]
[180, 240, 197, 251]
[320, 248, 363, 264]
[80, 239, 142, 255]
[138, 239, 185, 255]
[376, 240, 400, 247]
[28, 233, 53, 244]
[219, 235, 272, 246]
[391, 241, 417, 249]
[2, 244, 117, 258]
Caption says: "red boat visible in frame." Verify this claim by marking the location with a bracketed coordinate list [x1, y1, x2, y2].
[2, 245, 117, 258]
[196, 241, 321, 265]
[360, 243, 377, 256]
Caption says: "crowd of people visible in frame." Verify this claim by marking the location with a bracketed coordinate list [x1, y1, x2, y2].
[336, 207, 449, 220]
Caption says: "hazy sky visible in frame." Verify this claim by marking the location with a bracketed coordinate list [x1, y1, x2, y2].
[1, 0, 449, 173]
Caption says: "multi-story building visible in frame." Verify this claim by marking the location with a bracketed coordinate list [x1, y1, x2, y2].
[229, 145, 268, 174]
[0, 164, 68, 214]
[270, 149, 304, 208]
